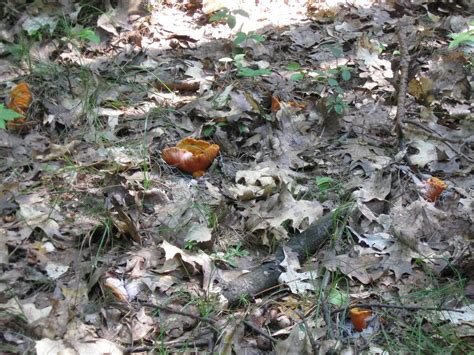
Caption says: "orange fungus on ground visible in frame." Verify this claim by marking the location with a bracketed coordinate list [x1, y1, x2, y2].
[7, 82, 32, 115]
[162, 137, 220, 178]
[6, 82, 32, 131]
[425, 177, 447, 202]
[349, 307, 373, 332]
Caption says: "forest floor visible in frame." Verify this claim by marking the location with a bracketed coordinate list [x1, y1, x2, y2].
[1, 0, 473, 353]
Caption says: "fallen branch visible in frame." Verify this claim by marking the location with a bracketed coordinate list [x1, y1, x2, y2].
[394, 25, 410, 149]
[222, 209, 346, 306]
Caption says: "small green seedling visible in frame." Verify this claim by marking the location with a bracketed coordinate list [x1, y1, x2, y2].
[315, 176, 343, 201]
[233, 31, 265, 45]
[212, 244, 249, 267]
[209, 7, 249, 29]
[448, 27, 474, 49]
[184, 240, 198, 251]
[0, 104, 23, 129]
[288, 63, 351, 115]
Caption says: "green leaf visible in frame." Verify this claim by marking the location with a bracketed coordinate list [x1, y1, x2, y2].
[203, 126, 215, 137]
[238, 122, 249, 134]
[227, 15, 236, 29]
[233, 32, 247, 45]
[0, 104, 23, 129]
[0, 104, 23, 121]
[232, 9, 249, 17]
[77, 28, 100, 44]
[327, 288, 349, 306]
[249, 34, 265, 42]
[334, 103, 344, 114]
[237, 68, 271, 77]
[290, 72, 304, 81]
[341, 69, 351, 81]
[448, 30, 474, 49]
[287, 62, 301, 71]
[210, 9, 229, 22]
[331, 45, 344, 58]
[327, 78, 339, 87]
[316, 176, 334, 191]
[312, 69, 325, 76]
[233, 53, 246, 61]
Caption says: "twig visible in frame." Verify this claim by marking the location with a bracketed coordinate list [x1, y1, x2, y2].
[243, 320, 277, 343]
[331, 303, 465, 315]
[394, 26, 410, 149]
[404, 119, 474, 163]
[142, 302, 216, 325]
[124, 337, 213, 354]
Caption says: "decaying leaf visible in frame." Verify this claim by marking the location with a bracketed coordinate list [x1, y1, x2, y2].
[159, 240, 214, 290]
[246, 187, 323, 244]
[279, 246, 319, 294]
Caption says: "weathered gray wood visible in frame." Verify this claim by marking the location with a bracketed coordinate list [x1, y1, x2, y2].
[222, 211, 339, 306]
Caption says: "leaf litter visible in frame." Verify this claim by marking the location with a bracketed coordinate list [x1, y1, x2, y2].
[0, 0, 473, 353]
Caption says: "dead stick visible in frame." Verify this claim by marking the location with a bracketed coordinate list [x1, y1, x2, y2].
[394, 26, 410, 149]
[243, 320, 277, 343]
[142, 302, 216, 325]
[404, 119, 474, 163]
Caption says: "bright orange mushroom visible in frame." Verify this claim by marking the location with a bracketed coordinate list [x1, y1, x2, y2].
[349, 307, 373, 332]
[162, 137, 220, 178]
[7, 82, 32, 114]
[6, 82, 32, 132]
[425, 177, 447, 202]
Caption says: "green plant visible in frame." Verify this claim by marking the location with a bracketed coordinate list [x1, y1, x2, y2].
[184, 240, 198, 251]
[209, 7, 249, 29]
[287, 63, 351, 115]
[236, 293, 251, 306]
[233, 53, 272, 78]
[314, 176, 342, 202]
[326, 94, 348, 115]
[0, 104, 23, 129]
[233, 31, 265, 46]
[57, 16, 100, 45]
[7, 34, 34, 72]
[194, 297, 218, 318]
[211, 244, 249, 267]
[448, 22, 474, 49]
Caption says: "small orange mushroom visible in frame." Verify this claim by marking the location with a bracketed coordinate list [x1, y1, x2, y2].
[349, 307, 373, 332]
[7, 82, 32, 115]
[162, 137, 220, 178]
[6, 82, 32, 132]
[425, 177, 447, 202]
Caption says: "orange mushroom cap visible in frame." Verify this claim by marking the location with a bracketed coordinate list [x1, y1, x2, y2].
[349, 307, 373, 332]
[7, 82, 32, 115]
[162, 137, 220, 177]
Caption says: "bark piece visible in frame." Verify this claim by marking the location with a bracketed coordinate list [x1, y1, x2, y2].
[222, 211, 339, 306]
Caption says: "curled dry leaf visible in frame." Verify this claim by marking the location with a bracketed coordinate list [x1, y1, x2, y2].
[349, 307, 373, 332]
[162, 137, 220, 177]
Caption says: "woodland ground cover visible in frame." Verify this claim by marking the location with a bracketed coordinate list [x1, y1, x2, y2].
[0, 0, 473, 353]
